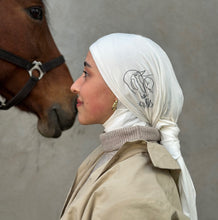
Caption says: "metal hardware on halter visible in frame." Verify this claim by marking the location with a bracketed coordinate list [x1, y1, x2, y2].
[0, 48, 65, 110]
[28, 61, 45, 80]
[0, 96, 6, 108]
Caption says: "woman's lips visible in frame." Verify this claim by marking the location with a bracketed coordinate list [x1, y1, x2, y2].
[76, 98, 83, 107]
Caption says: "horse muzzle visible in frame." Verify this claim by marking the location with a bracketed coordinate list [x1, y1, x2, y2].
[37, 98, 77, 138]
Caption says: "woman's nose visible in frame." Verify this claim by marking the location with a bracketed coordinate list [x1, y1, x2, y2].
[70, 78, 80, 94]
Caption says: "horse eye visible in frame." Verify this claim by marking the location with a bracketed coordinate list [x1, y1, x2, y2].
[26, 7, 43, 21]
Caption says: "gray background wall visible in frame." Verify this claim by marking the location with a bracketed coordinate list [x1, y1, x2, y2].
[0, 0, 217, 219]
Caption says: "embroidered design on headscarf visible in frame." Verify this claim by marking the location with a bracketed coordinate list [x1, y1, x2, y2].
[123, 70, 154, 108]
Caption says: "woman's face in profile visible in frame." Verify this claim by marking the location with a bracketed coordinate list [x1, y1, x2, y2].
[71, 51, 116, 125]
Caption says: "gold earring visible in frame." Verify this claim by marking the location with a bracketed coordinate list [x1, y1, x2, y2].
[112, 100, 118, 111]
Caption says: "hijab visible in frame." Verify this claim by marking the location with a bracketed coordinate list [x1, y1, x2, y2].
[90, 33, 197, 220]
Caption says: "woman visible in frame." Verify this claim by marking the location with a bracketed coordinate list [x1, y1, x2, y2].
[60, 33, 197, 220]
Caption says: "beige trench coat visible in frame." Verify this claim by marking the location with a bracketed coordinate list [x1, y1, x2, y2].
[61, 141, 189, 220]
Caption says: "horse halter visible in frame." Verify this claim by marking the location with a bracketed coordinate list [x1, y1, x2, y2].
[0, 48, 65, 110]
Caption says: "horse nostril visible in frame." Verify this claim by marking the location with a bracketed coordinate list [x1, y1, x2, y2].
[51, 104, 62, 129]
[50, 101, 76, 131]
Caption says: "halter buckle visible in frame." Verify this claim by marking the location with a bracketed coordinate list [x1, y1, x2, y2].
[0, 96, 6, 109]
[28, 61, 45, 80]
[0, 101, 6, 108]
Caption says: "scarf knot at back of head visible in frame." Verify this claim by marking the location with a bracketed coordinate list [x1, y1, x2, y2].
[90, 33, 197, 220]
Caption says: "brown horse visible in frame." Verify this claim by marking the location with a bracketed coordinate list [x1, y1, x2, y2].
[0, 0, 77, 138]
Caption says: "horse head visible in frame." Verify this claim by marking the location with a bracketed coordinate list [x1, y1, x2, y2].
[0, 0, 77, 138]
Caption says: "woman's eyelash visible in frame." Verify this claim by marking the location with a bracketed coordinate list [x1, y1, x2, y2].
[83, 70, 88, 77]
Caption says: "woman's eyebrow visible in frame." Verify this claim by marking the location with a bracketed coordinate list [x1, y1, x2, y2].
[84, 61, 91, 67]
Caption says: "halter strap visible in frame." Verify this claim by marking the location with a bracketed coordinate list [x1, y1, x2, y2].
[0, 77, 39, 110]
[0, 48, 65, 73]
[0, 48, 65, 110]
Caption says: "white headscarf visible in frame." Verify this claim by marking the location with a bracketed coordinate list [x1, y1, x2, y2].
[90, 33, 197, 220]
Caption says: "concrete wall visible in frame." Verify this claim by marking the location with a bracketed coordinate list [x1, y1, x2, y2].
[0, 0, 217, 219]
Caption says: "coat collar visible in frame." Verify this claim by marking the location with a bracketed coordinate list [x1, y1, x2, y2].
[96, 140, 180, 180]
[61, 141, 180, 217]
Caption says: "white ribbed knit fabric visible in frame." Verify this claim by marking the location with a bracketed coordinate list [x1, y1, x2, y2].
[90, 33, 197, 220]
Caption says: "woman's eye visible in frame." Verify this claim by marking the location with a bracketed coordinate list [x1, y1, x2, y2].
[26, 7, 43, 21]
[83, 71, 89, 78]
